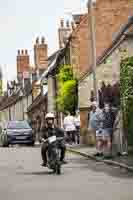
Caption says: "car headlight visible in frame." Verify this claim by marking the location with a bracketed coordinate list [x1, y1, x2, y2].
[7, 131, 13, 135]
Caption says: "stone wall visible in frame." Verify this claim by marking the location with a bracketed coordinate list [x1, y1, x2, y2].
[79, 38, 133, 109]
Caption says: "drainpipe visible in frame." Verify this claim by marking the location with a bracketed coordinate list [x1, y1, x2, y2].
[87, 0, 98, 102]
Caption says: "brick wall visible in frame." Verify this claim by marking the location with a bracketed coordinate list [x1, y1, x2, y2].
[71, 0, 133, 77]
[34, 37, 48, 70]
[17, 49, 30, 74]
[94, 0, 133, 58]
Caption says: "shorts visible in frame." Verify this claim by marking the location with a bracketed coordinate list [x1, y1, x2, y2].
[96, 128, 113, 139]
[102, 128, 113, 137]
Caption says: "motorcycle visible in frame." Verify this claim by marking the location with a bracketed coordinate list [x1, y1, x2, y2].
[41, 136, 64, 175]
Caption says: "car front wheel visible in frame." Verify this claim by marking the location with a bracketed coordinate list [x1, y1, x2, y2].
[1, 134, 9, 147]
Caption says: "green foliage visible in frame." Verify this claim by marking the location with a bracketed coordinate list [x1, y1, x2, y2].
[56, 65, 78, 113]
[57, 65, 73, 83]
[120, 57, 133, 146]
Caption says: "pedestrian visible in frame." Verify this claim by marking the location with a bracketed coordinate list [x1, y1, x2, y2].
[74, 110, 80, 144]
[63, 111, 76, 144]
[88, 101, 103, 157]
[102, 103, 116, 158]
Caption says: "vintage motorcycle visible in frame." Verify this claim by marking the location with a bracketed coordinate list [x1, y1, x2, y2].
[41, 136, 64, 175]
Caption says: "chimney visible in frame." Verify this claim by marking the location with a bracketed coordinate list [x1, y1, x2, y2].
[17, 49, 30, 78]
[58, 18, 71, 49]
[34, 36, 48, 71]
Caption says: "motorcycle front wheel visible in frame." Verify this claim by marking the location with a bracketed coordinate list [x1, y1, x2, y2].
[56, 163, 61, 175]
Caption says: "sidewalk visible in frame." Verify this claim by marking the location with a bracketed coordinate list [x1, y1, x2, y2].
[67, 144, 133, 172]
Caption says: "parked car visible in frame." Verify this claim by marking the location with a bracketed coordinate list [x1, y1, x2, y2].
[1, 120, 35, 147]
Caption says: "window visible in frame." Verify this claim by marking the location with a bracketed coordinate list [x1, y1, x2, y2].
[8, 121, 30, 129]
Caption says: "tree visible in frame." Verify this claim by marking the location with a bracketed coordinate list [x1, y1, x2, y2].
[56, 65, 78, 114]
[120, 56, 133, 146]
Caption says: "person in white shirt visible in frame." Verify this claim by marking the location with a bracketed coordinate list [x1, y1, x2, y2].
[74, 111, 80, 144]
[63, 111, 76, 144]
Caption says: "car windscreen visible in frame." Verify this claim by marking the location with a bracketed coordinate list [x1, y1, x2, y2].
[7, 121, 31, 129]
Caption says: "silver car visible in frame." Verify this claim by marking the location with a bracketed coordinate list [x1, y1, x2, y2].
[1, 120, 35, 147]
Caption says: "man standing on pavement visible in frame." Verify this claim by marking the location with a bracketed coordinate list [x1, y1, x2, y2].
[102, 103, 116, 158]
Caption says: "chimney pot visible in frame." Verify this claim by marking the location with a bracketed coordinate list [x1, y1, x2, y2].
[60, 19, 64, 27]
[36, 37, 39, 44]
[41, 36, 45, 44]
[21, 49, 24, 55]
[66, 20, 70, 28]
[18, 50, 20, 55]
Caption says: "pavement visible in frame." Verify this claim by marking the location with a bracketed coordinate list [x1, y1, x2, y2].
[0, 146, 133, 200]
[67, 144, 133, 172]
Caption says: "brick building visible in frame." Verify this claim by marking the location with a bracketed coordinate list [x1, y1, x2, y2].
[79, 16, 133, 129]
[68, 0, 133, 79]
[64, 0, 133, 129]
[56, 0, 133, 142]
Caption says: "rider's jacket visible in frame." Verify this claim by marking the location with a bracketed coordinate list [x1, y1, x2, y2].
[41, 126, 64, 140]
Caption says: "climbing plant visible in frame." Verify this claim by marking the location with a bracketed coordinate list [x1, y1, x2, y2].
[120, 56, 133, 146]
[56, 65, 78, 114]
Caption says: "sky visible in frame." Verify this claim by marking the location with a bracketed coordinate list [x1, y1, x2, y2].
[0, 0, 87, 89]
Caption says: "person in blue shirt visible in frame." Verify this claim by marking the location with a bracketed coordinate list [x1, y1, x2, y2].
[89, 101, 103, 157]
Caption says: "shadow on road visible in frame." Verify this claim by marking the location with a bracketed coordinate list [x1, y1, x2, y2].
[67, 155, 133, 179]
[81, 158, 133, 179]
[18, 171, 54, 176]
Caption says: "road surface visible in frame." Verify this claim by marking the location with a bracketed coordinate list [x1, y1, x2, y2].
[0, 146, 133, 200]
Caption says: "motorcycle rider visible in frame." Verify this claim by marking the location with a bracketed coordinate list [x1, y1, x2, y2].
[41, 112, 67, 167]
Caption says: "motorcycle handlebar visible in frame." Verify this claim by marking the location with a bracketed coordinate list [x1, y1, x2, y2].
[41, 137, 64, 143]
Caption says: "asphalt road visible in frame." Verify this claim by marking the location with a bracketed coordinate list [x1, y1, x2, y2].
[0, 146, 133, 200]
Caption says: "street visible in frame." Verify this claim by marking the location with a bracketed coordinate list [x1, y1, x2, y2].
[0, 147, 133, 200]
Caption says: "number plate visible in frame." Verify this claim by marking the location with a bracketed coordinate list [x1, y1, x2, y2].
[16, 136, 26, 140]
[48, 136, 56, 143]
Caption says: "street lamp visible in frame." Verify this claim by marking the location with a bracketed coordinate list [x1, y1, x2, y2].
[87, 0, 98, 102]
